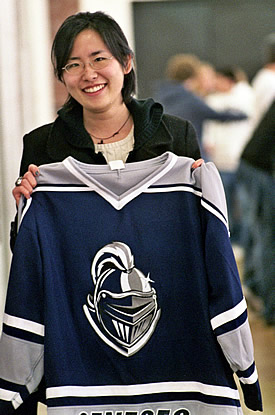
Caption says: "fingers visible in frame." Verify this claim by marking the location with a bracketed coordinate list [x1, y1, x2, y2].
[12, 165, 39, 206]
[28, 164, 40, 178]
[12, 186, 26, 206]
[25, 167, 39, 188]
[191, 158, 204, 169]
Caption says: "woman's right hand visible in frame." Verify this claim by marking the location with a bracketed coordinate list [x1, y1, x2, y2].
[12, 164, 40, 206]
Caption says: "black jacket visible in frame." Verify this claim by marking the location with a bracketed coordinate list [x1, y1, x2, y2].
[19, 98, 200, 174]
[240, 99, 275, 175]
[12, 98, 200, 250]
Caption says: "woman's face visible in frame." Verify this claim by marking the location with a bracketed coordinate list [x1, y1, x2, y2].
[62, 29, 131, 115]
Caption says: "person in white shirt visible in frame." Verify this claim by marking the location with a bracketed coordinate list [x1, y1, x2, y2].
[202, 67, 255, 242]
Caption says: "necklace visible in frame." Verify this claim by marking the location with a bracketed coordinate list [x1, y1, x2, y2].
[90, 113, 131, 144]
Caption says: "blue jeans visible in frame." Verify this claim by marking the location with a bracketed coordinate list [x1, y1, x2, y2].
[237, 160, 275, 325]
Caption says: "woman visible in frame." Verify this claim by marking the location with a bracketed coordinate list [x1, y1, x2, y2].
[12, 11, 201, 209]
[2, 8, 262, 413]
[10, 11, 202, 414]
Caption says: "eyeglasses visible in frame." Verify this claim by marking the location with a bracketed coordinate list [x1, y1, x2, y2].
[62, 55, 113, 75]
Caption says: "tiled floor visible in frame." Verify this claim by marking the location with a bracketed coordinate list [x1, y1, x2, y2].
[38, 247, 275, 415]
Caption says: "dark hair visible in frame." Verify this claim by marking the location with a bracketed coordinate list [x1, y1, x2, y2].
[216, 67, 238, 82]
[165, 54, 201, 82]
[51, 11, 136, 109]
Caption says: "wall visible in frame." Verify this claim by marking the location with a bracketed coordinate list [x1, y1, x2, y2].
[49, 0, 79, 110]
[133, 0, 275, 98]
[0, 0, 54, 327]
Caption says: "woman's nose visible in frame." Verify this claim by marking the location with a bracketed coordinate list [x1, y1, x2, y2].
[82, 62, 97, 78]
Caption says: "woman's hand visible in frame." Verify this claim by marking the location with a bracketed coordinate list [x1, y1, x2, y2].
[191, 158, 204, 169]
[12, 164, 40, 206]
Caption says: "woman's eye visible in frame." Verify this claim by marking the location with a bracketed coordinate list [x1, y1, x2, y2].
[67, 62, 81, 69]
[94, 56, 106, 62]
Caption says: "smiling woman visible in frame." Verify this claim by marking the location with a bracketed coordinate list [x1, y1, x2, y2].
[11, 10, 201, 209]
[7, 11, 202, 414]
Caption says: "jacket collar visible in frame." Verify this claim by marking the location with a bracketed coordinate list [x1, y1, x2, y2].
[127, 98, 163, 149]
[46, 98, 164, 160]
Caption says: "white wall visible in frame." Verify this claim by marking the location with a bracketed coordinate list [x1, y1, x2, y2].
[0, 0, 55, 329]
[17, 0, 55, 133]
[0, 0, 21, 323]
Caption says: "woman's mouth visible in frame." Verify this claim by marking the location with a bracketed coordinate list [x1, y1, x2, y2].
[83, 84, 105, 93]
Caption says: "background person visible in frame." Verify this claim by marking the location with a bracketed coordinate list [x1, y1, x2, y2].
[152, 53, 248, 149]
[202, 66, 255, 242]
[248, 32, 275, 134]
[192, 60, 217, 97]
[237, 99, 275, 326]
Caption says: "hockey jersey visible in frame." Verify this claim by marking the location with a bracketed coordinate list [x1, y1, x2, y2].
[0, 152, 262, 414]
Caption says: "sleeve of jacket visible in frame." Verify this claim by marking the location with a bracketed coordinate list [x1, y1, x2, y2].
[194, 162, 263, 412]
[183, 120, 201, 159]
[10, 130, 44, 253]
[193, 94, 248, 122]
[10, 123, 55, 253]
[162, 114, 201, 160]
[0, 202, 44, 414]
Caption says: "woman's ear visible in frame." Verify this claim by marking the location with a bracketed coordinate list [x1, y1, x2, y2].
[124, 55, 132, 75]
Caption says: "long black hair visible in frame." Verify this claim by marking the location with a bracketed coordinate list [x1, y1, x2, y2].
[51, 11, 136, 109]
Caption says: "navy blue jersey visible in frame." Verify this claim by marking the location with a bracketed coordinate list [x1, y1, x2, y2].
[0, 153, 262, 414]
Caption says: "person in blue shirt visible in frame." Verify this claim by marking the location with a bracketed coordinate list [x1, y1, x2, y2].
[152, 54, 248, 145]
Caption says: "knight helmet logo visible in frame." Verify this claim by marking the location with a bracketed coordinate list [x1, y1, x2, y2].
[83, 242, 161, 357]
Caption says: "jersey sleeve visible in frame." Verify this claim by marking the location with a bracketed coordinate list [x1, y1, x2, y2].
[197, 162, 263, 412]
[0, 206, 44, 414]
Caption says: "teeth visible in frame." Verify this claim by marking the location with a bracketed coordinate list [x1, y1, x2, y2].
[84, 85, 105, 93]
